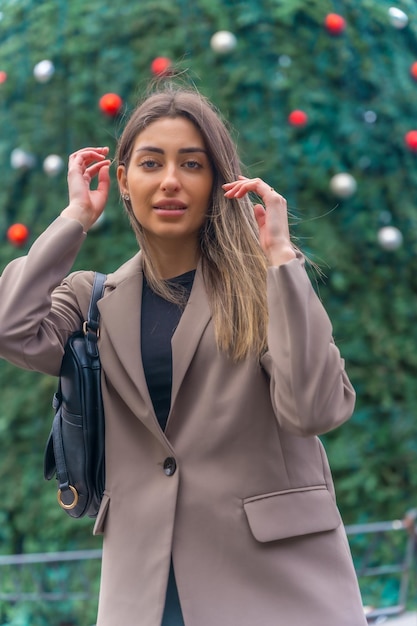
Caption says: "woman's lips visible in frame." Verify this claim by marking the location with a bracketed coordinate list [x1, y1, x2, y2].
[153, 201, 187, 216]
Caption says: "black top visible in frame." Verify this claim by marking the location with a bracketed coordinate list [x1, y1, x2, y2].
[140, 270, 195, 625]
[141, 270, 196, 430]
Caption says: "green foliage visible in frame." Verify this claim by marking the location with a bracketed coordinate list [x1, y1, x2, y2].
[0, 0, 417, 602]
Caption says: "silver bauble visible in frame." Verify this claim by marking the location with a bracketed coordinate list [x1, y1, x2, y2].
[377, 226, 403, 250]
[388, 7, 409, 29]
[43, 154, 64, 177]
[363, 110, 377, 124]
[329, 173, 357, 198]
[33, 59, 55, 83]
[10, 148, 36, 170]
[210, 31, 237, 54]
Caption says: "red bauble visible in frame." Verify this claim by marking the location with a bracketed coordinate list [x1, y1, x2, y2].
[99, 93, 123, 116]
[410, 62, 417, 80]
[288, 110, 308, 127]
[0, 71, 7, 84]
[7, 223, 29, 246]
[151, 57, 172, 76]
[324, 13, 346, 35]
[405, 130, 417, 151]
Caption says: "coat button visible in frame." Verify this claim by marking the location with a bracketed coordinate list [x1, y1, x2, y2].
[163, 457, 177, 476]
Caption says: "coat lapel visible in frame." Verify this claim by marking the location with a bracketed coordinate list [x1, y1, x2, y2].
[98, 253, 211, 439]
[98, 253, 162, 439]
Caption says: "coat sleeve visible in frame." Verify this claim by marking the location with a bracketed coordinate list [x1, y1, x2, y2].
[0, 216, 91, 375]
[260, 255, 356, 437]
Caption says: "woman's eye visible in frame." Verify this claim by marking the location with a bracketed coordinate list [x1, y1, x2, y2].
[184, 160, 202, 169]
[139, 159, 159, 169]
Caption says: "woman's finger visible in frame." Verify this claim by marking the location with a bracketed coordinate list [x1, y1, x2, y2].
[68, 148, 110, 172]
[223, 177, 278, 200]
[69, 146, 109, 158]
[84, 159, 112, 178]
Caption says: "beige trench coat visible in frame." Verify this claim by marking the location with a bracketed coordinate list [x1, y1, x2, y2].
[0, 217, 367, 626]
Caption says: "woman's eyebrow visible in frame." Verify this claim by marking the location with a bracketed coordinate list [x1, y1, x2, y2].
[135, 146, 208, 154]
[135, 146, 164, 154]
[178, 147, 208, 154]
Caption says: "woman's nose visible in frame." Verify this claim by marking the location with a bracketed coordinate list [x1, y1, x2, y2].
[160, 166, 181, 192]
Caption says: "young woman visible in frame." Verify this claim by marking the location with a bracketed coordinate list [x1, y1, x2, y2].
[0, 84, 367, 625]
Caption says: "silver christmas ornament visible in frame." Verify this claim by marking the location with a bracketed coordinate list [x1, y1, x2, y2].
[363, 110, 377, 124]
[210, 31, 237, 54]
[377, 226, 403, 250]
[10, 148, 36, 170]
[329, 173, 357, 198]
[388, 7, 409, 29]
[43, 154, 64, 177]
[33, 59, 55, 83]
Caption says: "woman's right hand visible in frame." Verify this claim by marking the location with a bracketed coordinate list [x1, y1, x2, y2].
[61, 147, 111, 232]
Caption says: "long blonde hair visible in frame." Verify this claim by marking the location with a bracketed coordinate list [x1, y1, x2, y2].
[116, 84, 269, 361]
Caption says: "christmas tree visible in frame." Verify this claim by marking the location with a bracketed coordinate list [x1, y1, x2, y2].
[1, 0, 417, 614]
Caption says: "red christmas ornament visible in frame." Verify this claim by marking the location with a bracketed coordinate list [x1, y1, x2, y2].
[99, 93, 123, 116]
[151, 57, 172, 76]
[288, 110, 308, 127]
[324, 13, 346, 36]
[7, 223, 29, 246]
[410, 62, 417, 80]
[405, 130, 417, 151]
[0, 71, 7, 84]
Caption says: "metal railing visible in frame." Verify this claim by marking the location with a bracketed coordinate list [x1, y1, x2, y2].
[0, 549, 102, 626]
[0, 549, 102, 603]
[346, 509, 417, 622]
[0, 510, 415, 624]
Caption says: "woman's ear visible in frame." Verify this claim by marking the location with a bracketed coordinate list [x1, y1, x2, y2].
[117, 164, 128, 196]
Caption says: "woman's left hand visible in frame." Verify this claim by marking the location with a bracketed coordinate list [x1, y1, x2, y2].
[223, 176, 296, 266]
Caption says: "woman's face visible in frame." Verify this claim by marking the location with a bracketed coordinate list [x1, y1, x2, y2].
[118, 116, 213, 250]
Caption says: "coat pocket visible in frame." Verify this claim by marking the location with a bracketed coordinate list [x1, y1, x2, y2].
[93, 492, 110, 536]
[243, 486, 341, 543]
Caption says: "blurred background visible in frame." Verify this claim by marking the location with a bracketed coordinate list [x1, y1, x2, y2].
[1, 0, 417, 623]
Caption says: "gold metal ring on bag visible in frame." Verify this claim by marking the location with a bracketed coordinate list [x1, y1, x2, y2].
[57, 485, 79, 510]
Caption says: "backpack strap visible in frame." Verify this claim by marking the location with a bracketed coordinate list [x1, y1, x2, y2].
[84, 272, 106, 358]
